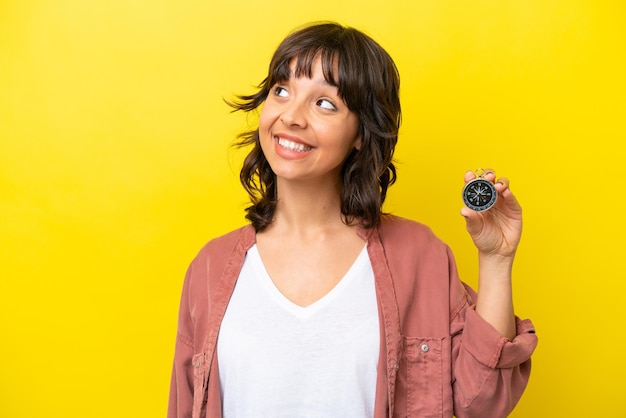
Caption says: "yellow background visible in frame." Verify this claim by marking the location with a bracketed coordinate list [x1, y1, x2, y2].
[1, 0, 624, 417]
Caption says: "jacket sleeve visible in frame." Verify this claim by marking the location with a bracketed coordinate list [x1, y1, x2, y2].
[168, 264, 196, 418]
[450, 282, 538, 418]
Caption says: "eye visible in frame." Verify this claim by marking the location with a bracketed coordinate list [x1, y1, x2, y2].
[273, 86, 288, 97]
[316, 98, 337, 111]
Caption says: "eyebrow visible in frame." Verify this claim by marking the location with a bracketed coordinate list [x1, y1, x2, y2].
[287, 66, 338, 87]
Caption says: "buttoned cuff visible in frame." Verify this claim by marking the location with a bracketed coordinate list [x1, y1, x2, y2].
[463, 307, 538, 369]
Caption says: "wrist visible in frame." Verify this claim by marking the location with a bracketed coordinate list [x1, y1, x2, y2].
[478, 251, 516, 266]
[478, 252, 514, 285]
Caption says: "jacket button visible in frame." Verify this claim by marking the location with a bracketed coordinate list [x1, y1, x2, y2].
[421, 344, 429, 353]
[394, 363, 399, 371]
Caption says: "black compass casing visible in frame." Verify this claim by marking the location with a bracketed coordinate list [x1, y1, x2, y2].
[462, 178, 497, 212]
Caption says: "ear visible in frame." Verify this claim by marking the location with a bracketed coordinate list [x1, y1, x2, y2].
[354, 135, 362, 151]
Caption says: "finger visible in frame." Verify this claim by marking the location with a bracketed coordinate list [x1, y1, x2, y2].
[460, 206, 484, 236]
[496, 176, 510, 190]
[464, 170, 476, 183]
[495, 177, 517, 203]
[493, 178, 523, 212]
[464, 168, 496, 184]
[482, 168, 496, 182]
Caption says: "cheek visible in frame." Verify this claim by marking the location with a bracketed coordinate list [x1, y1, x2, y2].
[257, 116, 280, 163]
[258, 100, 279, 128]
[258, 107, 275, 144]
[258, 108, 270, 132]
[258, 129, 273, 159]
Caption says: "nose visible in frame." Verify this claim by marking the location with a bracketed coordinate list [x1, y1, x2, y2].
[279, 98, 307, 128]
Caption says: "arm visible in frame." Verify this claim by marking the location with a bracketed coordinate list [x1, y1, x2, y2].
[450, 286, 536, 418]
[460, 169, 521, 339]
[452, 169, 536, 417]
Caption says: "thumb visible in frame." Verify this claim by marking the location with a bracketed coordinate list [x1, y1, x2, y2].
[460, 206, 484, 237]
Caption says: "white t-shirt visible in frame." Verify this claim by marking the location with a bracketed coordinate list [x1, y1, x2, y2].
[217, 244, 380, 418]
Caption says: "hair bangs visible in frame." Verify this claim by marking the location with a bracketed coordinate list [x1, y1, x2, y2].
[268, 45, 341, 89]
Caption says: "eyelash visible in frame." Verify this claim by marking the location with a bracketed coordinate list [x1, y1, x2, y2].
[274, 86, 288, 97]
[316, 99, 337, 111]
[272, 85, 338, 111]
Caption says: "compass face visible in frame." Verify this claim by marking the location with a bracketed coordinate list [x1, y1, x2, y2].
[462, 178, 497, 212]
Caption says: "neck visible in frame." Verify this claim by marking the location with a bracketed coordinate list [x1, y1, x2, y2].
[266, 178, 351, 237]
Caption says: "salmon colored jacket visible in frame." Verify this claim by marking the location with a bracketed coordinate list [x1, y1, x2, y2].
[168, 215, 537, 418]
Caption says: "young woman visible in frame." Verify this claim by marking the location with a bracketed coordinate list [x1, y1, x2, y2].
[168, 22, 537, 418]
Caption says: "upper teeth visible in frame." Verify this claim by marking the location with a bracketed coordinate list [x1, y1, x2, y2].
[278, 137, 312, 152]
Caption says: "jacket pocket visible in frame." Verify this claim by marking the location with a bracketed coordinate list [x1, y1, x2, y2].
[192, 352, 208, 418]
[404, 336, 445, 418]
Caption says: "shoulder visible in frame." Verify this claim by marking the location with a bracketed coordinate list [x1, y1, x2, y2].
[377, 214, 447, 251]
[193, 225, 255, 263]
[184, 224, 255, 287]
[174, 226, 255, 353]
[181, 224, 255, 300]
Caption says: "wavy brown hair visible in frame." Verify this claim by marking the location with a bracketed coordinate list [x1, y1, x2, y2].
[230, 22, 401, 232]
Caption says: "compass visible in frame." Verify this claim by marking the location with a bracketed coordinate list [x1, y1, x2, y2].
[462, 169, 497, 212]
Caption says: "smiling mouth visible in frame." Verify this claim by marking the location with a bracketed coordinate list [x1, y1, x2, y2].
[276, 137, 313, 152]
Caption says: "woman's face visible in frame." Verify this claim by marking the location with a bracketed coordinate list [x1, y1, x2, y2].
[258, 55, 360, 186]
